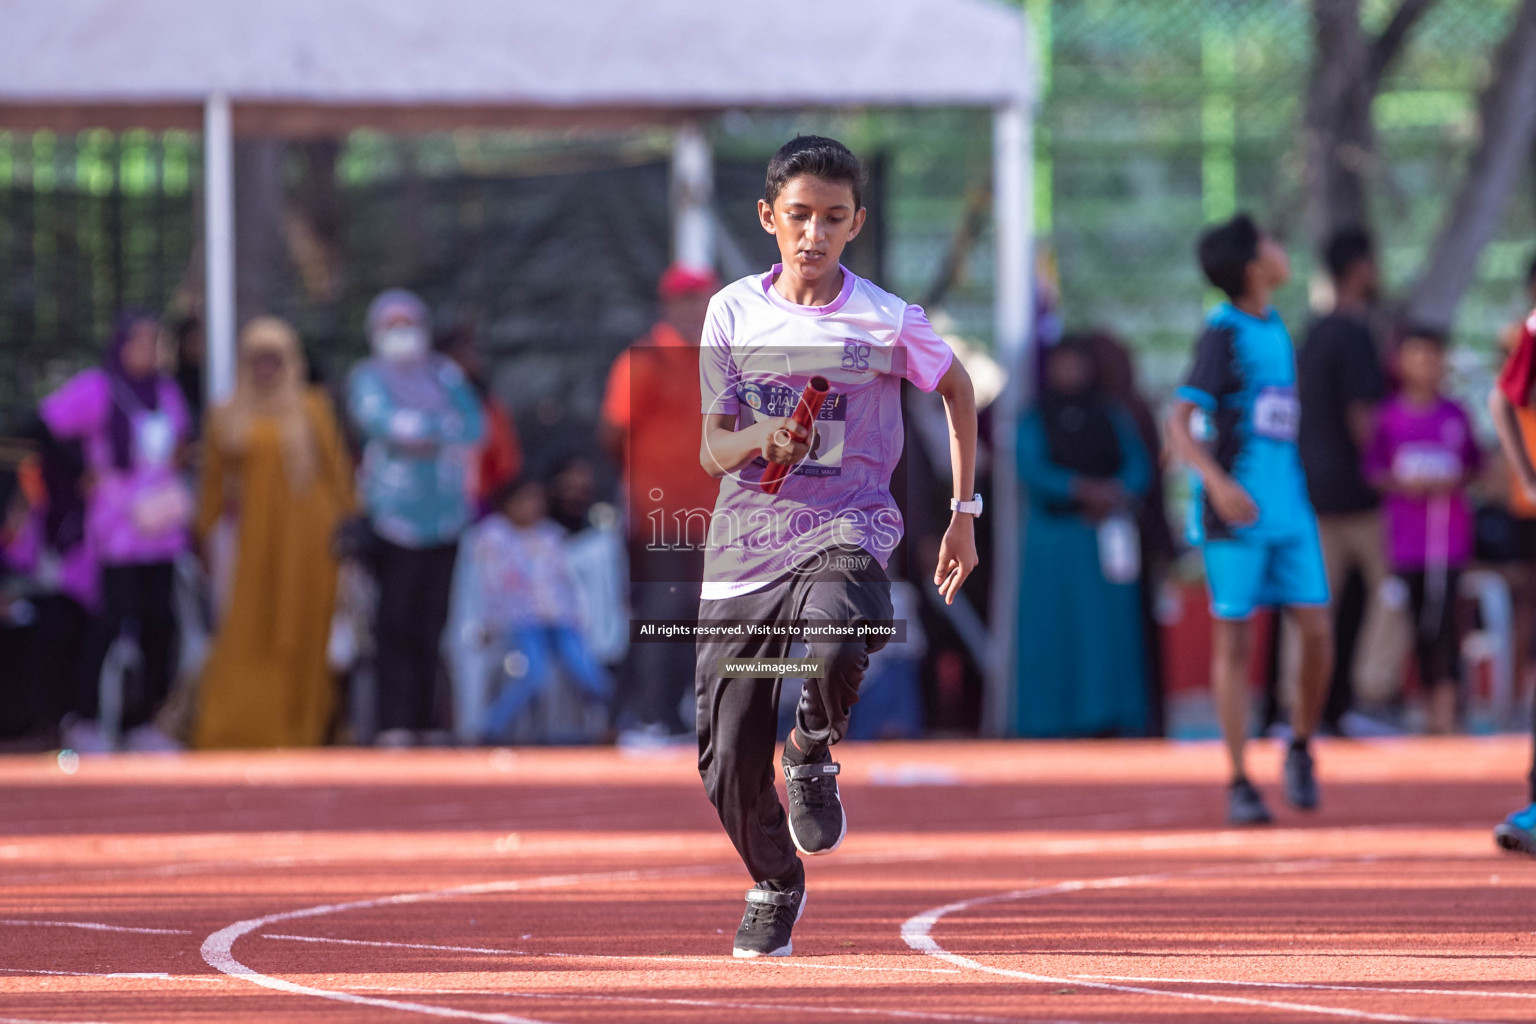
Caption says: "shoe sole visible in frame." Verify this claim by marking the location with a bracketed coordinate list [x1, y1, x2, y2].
[1228, 789, 1273, 827]
[1495, 824, 1536, 855]
[788, 789, 847, 857]
[1285, 765, 1319, 811]
[732, 892, 807, 958]
[1227, 813, 1272, 827]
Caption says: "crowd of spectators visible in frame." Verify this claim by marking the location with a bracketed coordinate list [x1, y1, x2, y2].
[1016, 230, 1536, 739]
[7, 231, 1535, 751]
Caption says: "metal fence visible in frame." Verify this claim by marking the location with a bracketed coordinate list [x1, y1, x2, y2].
[1035, 0, 1536, 393]
[2, 1, 1534, 418]
[0, 129, 198, 415]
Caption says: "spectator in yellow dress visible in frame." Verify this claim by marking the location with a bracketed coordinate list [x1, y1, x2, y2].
[192, 318, 353, 748]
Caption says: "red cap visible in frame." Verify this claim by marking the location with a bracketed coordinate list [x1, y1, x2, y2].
[658, 264, 719, 299]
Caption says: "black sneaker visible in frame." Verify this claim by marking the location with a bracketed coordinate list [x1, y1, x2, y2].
[1227, 778, 1272, 826]
[783, 748, 846, 856]
[1284, 742, 1318, 811]
[732, 865, 806, 958]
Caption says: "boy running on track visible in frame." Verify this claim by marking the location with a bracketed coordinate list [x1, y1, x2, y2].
[694, 136, 978, 957]
[1166, 213, 1333, 826]
[1487, 305, 1536, 855]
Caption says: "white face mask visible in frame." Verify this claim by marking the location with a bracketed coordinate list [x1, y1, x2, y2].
[376, 324, 428, 362]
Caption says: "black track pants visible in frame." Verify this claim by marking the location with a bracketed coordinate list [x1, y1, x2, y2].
[694, 546, 892, 883]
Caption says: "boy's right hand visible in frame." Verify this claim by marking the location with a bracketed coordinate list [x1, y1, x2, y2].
[761, 417, 812, 466]
[1207, 475, 1259, 527]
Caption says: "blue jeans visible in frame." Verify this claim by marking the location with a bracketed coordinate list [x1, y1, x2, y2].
[482, 623, 610, 741]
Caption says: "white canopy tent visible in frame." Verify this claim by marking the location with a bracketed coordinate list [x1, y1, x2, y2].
[2, 0, 1037, 734]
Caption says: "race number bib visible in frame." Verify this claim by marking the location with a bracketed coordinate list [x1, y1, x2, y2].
[1251, 386, 1299, 441]
[738, 381, 847, 477]
[1392, 444, 1462, 486]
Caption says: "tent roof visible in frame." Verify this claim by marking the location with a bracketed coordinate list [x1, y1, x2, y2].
[0, 0, 1033, 133]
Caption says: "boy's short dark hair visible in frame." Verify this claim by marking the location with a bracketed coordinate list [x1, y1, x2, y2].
[1324, 226, 1375, 282]
[1197, 213, 1261, 301]
[765, 135, 865, 212]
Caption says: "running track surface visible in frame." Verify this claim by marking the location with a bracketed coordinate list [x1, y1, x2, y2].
[2, 736, 1534, 1023]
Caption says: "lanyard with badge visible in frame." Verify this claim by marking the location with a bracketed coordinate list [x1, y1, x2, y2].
[112, 378, 192, 536]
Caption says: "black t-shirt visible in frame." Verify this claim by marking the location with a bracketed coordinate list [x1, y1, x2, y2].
[1297, 312, 1385, 515]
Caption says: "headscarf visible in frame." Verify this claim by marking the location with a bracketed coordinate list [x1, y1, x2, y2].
[105, 311, 163, 471]
[1083, 330, 1176, 559]
[1039, 336, 1122, 478]
[213, 317, 318, 491]
[364, 289, 454, 414]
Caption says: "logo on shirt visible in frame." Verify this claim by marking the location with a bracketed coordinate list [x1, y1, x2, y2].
[841, 340, 872, 372]
[740, 383, 765, 412]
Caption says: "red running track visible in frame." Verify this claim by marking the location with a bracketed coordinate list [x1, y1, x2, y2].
[0, 736, 1534, 1023]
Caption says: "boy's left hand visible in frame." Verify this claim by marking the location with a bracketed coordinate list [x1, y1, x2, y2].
[934, 515, 979, 605]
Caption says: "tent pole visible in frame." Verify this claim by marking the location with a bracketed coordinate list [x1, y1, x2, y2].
[671, 119, 714, 271]
[204, 92, 235, 403]
[985, 102, 1034, 738]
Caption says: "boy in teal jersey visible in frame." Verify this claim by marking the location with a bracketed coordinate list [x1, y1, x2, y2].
[1166, 214, 1334, 826]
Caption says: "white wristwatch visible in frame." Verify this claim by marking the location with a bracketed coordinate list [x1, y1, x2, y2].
[950, 493, 983, 517]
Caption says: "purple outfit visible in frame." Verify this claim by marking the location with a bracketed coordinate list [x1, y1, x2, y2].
[697, 266, 954, 595]
[4, 511, 99, 610]
[1364, 395, 1480, 571]
[40, 368, 192, 566]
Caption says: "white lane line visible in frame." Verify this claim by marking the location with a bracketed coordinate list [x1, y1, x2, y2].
[1076, 974, 1536, 1001]
[345, 985, 1122, 1024]
[0, 968, 168, 978]
[901, 860, 1479, 1024]
[262, 932, 959, 974]
[547, 953, 960, 975]
[0, 967, 220, 981]
[202, 864, 728, 1024]
[264, 934, 520, 955]
[0, 919, 191, 935]
[0, 823, 1482, 888]
[0, 1017, 117, 1024]
[202, 852, 974, 1024]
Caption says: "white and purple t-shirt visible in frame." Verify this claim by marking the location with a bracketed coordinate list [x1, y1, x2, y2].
[1364, 395, 1481, 571]
[698, 265, 954, 598]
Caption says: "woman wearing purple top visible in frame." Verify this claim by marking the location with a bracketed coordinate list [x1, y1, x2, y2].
[40, 312, 193, 753]
[1364, 329, 1481, 734]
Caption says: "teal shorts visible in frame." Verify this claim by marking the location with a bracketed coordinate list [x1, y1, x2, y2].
[1202, 526, 1330, 621]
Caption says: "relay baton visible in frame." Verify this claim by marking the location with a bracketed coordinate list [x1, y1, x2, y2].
[760, 375, 830, 495]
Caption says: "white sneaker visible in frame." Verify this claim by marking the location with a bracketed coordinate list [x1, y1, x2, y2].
[60, 717, 112, 755]
[123, 724, 182, 753]
[374, 728, 415, 748]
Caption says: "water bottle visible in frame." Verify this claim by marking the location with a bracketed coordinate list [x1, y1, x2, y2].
[1097, 512, 1141, 584]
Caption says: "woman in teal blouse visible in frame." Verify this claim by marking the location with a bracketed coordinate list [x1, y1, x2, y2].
[1015, 338, 1153, 738]
[346, 289, 484, 744]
